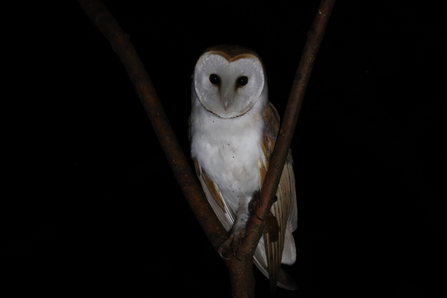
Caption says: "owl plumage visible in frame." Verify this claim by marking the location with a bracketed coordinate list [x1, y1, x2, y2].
[190, 45, 297, 290]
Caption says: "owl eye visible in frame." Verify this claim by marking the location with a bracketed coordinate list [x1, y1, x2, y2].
[237, 76, 249, 86]
[209, 74, 220, 85]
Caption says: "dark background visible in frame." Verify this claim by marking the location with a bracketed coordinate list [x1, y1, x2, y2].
[3, 1, 445, 297]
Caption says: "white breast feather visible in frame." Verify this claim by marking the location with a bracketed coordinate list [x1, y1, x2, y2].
[191, 91, 267, 213]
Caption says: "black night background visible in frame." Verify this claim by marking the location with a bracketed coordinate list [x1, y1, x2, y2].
[2, 1, 445, 297]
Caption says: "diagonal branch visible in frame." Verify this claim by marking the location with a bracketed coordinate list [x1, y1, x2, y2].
[236, 0, 336, 277]
[77, 0, 228, 249]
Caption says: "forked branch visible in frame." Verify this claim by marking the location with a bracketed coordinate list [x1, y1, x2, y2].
[78, 0, 335, 297]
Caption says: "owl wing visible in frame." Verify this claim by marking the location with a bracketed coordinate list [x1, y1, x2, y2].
[189, 112, 235, 231]
[192, 159, 235, 232]
[255, 102, 298, 291]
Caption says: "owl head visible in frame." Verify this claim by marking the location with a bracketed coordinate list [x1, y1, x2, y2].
[192, 45, 267, 119]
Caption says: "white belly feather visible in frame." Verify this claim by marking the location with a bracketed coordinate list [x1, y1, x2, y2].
[191, 99, 265, 213]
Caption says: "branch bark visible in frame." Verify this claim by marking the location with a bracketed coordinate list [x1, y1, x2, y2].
[238, 0, 336, 262]
[77, 0, 228, 249]
[78, 0, 335, 297]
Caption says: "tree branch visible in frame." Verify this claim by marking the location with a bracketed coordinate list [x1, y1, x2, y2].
[77, 0, 228, 250]
[239, 0, 336, 261]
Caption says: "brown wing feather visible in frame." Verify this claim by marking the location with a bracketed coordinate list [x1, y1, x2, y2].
[193, 159, 225, 211]
[261, 102, 297, 291]
[192, 159, 236, 232]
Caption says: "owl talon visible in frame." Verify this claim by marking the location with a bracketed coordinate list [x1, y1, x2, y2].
[252, 212, 264, 221]
[248, 190, 265, 221]
[218, 246, 232, 260]
[233, 250, 243, 262]
[218, 229, 246, 261]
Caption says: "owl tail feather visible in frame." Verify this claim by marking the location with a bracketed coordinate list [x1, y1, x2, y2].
[253, 247, 296, 292]
[268, 267, 297, 296]
[277, 268, 297, 290]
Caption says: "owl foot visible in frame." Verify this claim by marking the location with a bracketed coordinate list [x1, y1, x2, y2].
[248, 190, 264, 221]
[218, 229, 246, 261]
[248, 192, 279, 221]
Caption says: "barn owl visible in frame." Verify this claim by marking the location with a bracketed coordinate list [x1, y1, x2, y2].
[190, 45, 297, 290]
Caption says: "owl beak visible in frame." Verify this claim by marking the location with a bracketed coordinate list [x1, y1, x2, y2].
[220, 82, 234, 111]
[222, 96, 232, 110]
